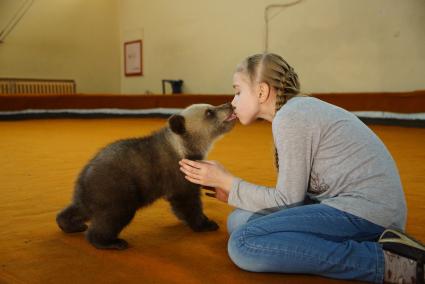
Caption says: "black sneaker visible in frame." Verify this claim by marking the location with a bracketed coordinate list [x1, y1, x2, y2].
[379, 229, 425, 284]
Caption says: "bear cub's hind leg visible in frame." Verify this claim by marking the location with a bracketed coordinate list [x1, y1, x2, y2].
[86, 209, 136, 250]
[56, 203, 89, 233]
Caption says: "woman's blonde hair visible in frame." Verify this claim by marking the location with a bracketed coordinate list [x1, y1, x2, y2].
[235, 53, 301, 170]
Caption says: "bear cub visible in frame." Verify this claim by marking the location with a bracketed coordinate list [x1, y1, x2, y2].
[56, 103, 237, 250]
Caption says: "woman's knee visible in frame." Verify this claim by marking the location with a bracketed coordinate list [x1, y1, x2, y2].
[227, 225, 266, 272]
[227, 209, 257, 235]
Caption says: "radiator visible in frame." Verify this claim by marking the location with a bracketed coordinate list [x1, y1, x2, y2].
[0, 78, 76, 95]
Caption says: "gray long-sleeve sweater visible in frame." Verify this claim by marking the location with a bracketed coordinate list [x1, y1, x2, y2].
[228, 96, 407, 230]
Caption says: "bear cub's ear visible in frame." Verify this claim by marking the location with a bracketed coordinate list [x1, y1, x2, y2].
[168, 114, 186, 135]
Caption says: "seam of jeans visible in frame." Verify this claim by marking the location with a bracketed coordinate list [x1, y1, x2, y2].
[267, 204, 366, 220]
[374, 243, 384, 283]
[249, 214, 381, 237]
[240, 228, 379, 273]
[257, 213, 369, 223]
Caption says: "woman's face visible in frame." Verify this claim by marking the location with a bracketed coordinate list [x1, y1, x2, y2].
[231, 72, 260, 125]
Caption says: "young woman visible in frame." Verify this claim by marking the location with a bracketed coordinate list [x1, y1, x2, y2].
[179, 53, 425, 283]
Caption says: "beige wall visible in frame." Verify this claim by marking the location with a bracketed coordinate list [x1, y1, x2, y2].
[1, 0, 424, 94]
[120, 0, 425, 94]
[0, 0, 121, 94]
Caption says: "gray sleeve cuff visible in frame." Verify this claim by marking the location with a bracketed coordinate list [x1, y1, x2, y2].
[228, 177, 243, 207]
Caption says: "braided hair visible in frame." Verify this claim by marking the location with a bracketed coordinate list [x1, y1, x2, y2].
[236, 53, 301, 170]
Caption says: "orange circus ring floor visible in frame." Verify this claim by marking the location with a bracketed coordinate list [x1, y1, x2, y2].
[0, 117, 424, 284]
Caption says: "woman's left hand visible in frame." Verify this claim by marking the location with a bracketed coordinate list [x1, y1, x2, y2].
[179, 159, 234, 192]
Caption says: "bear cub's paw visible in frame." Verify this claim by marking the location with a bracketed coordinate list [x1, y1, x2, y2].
[192, 219, 219, 232]
[88, 238, 129, 250]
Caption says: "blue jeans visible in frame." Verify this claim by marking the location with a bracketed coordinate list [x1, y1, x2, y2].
[227, 204, 386, 283]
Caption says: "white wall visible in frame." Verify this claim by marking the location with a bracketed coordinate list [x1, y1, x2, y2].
[0, 0, 121, 93]
[119, 0, 425, 94]
[1, 0, 424, 94]
[0, 0, 25, 34]
[268, 0, 425, 93]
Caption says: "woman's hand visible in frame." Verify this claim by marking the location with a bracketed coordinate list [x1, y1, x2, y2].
[204, 187, 230, 203]
[179, 159, 234, 198]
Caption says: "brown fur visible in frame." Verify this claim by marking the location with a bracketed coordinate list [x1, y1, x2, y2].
[56, 103, 236, 250]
